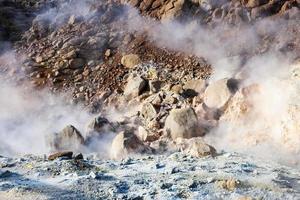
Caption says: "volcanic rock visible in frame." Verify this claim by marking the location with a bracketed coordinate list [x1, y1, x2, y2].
[176, 137, 216, 157]
[204, 78, 239, 109]
[124, 75, 147, 98]
[121, 54, 141, 69]
[48, 151, 73, 161]
[110, 131, 151, 159]
[141, 102, 158, 122]
[48, 125, 84, 152]
[149, 80, 162, 93]
[165, 107, 204, 140]
[85, 116, 114, 143]
[183, 79, 206, 96]
[69, 58, 85, 69]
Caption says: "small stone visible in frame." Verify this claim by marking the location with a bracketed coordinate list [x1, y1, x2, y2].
[65, 50, 77, 59]
[216, 178, 240, 191]
[35, 56, 43, 63]
[48, 151, 73, 161]
[170, 84, 183, 94]
[68, 15, 76, 25]
[105, 49, 111, 57]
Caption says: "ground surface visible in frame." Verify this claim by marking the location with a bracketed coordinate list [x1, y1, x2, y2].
[1, 152, 300, 200]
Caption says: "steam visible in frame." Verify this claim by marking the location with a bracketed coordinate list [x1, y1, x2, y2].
[122, 6, 300, 164]
[34, 0, 92, 29]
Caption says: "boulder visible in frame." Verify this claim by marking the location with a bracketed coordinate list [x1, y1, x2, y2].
[110, 131, 151, 159]
[183, 79, 206, 96]
[220, 84, 260, 122]
[85, 116, 114, 143]
[204, 78, 239, 109]
[121, 54, 141, 69]
[47, 125, 84, 151]
[176, 137, 216, 157]
[124, 76, 147, 98]
[165, 107, 204, 140]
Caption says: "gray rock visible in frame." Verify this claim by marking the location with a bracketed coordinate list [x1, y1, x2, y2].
[47, 125, 84, 152]
[165, 107, 204, 140]
[176, 137, 216, 157]
[204, 78, 239, 109]
[69, 58, 85, 69]
[149, 80, 162, 93]
[183, 79, 206, 96]
[124, 76, 147, 98]
[141, 102, 158, 122]
[110, 131, 151, 160]
[85, 116, 114, 143]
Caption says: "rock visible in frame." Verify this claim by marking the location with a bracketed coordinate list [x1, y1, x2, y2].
[48, 151, 73, 161]
[68, 15, 76, 25]
[64, 50, 77, 59]
[105, 49, 111, 57]
[170, 84, 183, 94]
[86, 116, 113, 135]
[243, 0, 268, 8]
[110, 131, 151, 159]
[35, 56, 43, 63]
[183, 79, 206, 96]
[0, 170, 13, 178]
[216, 178, 240, 191]
[198, 0, 215, 11]
[121, 54, 141, 69]
[163, 94, 178, 105]
[161, 0, 186, 21]
[74, 153, 84, 160]
[48, 125, 84, 151]
[137, 126, 161, 142]
[124, 76, 147, 98]
[69, 58, 85, 69]
[137, 126, 149, 141]
[176, 137, 216, 157]
[204, 78, 239, 109]
[220, 84, 260, 122]
[165, 107, 204, 140]
[149, 80, 162, 93]
[141, 102, 158, 122]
